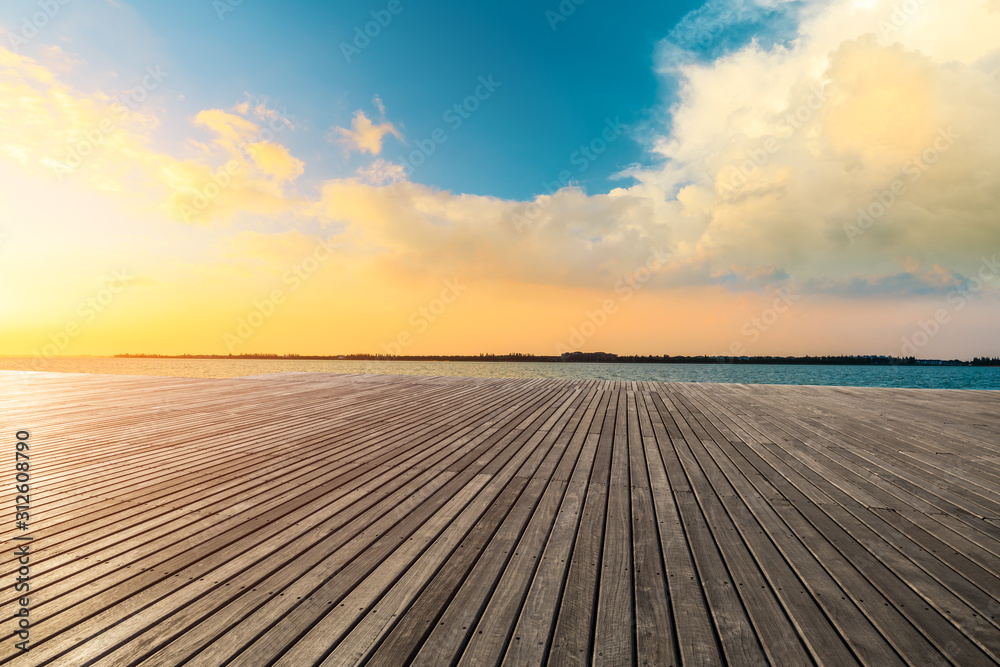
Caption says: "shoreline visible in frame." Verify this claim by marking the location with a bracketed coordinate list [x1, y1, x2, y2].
[0, 359, 998, 391]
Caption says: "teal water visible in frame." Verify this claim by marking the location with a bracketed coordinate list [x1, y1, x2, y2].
[2, 357, 998, 390]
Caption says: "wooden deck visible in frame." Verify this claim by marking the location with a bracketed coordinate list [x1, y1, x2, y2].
[2, 370, 1000, 666]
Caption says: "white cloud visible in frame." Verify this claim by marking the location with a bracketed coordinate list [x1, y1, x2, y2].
[310, 179, 672, 288]
[5, 0, 999, 299]
[307, 0, 1000, 297]
[629, 0, 1000, 292]
[356, 158, 407, 185]
[658, 0, 801, 70]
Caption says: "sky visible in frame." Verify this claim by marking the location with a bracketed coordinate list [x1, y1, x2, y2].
[0, 0, 998, 359]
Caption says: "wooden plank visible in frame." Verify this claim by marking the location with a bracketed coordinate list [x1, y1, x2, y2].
[547, 387, 618, 666]
[592, 389, 635, 666]
[641, 395, 718, 665]
[452, 388, 599, 666]
[501, 399, 607, 665]
[648, 389, 769, 666]
[628, 388, 677, 667]
[206, 387, 573, 667]
[693, 398, 996, 665]
[2, 371, 999, 667]
[6, 383, 554, 664]
[662, 390, 816, 666]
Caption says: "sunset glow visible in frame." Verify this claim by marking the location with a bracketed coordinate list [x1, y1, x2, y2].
[1, 0, 998, 358]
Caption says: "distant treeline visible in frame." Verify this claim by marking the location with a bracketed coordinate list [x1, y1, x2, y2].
[113, 352, 1000, 366]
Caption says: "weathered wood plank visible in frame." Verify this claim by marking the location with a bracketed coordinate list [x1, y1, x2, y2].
[1, 370, 998, 667]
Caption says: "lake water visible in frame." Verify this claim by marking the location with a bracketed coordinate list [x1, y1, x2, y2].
[1, 357, 998, 390]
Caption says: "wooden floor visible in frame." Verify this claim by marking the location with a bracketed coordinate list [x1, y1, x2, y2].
[2, 370, 1000, 666]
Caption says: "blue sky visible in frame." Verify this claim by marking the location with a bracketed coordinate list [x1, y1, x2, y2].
[178, 0, 703, 199]
[5, 0, 715, 199]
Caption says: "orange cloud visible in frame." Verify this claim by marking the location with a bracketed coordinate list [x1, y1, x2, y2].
[247, 142, 304, 182]
[193, 109, 261, 154]
[331, 109, 402, 155]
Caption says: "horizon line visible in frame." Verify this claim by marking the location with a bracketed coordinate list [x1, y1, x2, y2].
[6, 352, 999, 365]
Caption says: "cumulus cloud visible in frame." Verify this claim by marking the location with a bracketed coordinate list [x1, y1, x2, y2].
[628, 0, 1000, 295]
[0, 46, 160, 188]
[231, 94, 297, 129]
[247, 142, 305, 182]
[4, 0, 999, 300]
[0, 44, 305, 225]
[803, 262, 970, 297]
[300, 0, 1000, 298]
[329, 98, 402, 156]
[160, 101, 304, 223]
[310, 180, 671, 288]
[193, 109, 261, 154]
[356, 158, 408, 185]
[658, 0, 801, 70]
